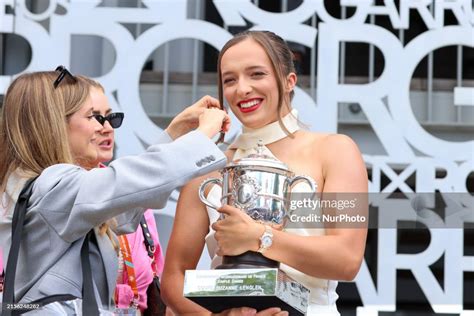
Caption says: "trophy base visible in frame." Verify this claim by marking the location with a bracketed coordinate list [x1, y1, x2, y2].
[184, 268, 308, 316]
[217, 252, 279, 269]
[188, 296, 302, 315]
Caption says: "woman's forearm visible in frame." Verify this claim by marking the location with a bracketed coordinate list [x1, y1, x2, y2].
[263, 229, 366, 281]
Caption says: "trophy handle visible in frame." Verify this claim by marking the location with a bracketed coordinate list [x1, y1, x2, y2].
[288, 175, 317, 193]
[198, 178, 223, 210]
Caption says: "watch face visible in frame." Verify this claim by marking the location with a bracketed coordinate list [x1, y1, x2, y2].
[262, 235, 272, 248]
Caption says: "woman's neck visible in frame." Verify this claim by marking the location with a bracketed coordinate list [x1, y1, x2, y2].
[229, 109, 300, 160]
[76, 158, 100, 171]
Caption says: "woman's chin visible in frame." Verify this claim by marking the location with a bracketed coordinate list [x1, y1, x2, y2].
[242, 118, 269, 130]
[98, 152, 114, 163]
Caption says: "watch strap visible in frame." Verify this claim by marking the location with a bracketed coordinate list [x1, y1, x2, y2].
[257, 225, 273, 253]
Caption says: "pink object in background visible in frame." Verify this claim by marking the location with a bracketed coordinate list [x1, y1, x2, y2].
[115, 209, 164, 312]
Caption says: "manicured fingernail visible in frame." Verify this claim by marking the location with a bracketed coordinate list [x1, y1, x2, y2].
[243, 308, 257, 315]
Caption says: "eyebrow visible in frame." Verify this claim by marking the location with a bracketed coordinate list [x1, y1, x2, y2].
[92, 108, 112, 115]
[246, 65, 267, 71]
[222, 65, 268, 77]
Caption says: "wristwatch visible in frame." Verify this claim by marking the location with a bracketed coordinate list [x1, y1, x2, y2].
[257, 225, 273, 253]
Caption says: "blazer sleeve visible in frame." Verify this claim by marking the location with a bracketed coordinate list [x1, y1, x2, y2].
[111, 130, 173, 234]
[32, 130, 226, 243]
[152, 130, 173, 144]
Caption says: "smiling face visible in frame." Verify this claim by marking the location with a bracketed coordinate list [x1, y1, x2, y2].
[220, 38, 296, 129]
[67, 87, 115, 169]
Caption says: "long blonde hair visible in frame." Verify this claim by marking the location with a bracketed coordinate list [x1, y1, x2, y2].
[0, 71, 103, 186]
[0, 70, 118, 251]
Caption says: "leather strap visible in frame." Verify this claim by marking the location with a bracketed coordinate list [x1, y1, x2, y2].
[0, 271, 4, 293]
[2, 177, 37, 316]
[140, 216, 160, 277]
[140, 216, 155, 260]
[2, 177, 100, 316]
[81, 231, 100, 316]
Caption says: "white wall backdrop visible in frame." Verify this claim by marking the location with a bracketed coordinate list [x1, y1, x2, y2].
[0, 0, 473, 314]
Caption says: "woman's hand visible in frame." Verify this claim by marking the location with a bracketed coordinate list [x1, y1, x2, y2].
[166, 95, 230, 139]
[196, 107, 231, 139]
[214, 307, 288, 316]
[211, 205, 264, 256]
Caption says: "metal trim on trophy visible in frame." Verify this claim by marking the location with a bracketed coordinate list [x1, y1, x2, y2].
[186, 141, 317, 315]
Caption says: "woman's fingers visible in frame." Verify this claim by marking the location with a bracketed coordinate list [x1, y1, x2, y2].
[217, 307, 257, 316]
[197, 95, 221, 109]
[256, 308, 286, 316]
[197, 108, 231, 138]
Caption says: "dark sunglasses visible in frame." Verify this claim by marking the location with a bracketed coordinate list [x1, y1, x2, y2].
[53, 65, 77, 88]
[93, 112, 124, 129]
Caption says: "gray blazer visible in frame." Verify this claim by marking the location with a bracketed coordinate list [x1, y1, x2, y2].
[0, 130, 226, 310]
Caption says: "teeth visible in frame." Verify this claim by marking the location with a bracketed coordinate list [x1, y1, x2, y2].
[240, 100, 260, 108]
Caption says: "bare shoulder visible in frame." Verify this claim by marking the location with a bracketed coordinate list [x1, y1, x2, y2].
[294, 131, 359, 153]
[304, 132, 364, 170]
[320, 133, 361, 155]
[291, 130, 326, 147]
[303, 133, 367, 192]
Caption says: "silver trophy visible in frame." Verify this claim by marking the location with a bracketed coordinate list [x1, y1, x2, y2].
[184, 141, 316, 315]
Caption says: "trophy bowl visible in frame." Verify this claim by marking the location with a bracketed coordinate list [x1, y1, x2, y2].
[199, 143, 317, 269]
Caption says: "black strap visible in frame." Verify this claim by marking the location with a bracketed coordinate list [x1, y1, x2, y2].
[2, 178, 100, 316]
[140, 216, 155, 259]
[2, 177, 37, 316]
[81, 230, 100, 316]
[0, 270, 4, 293]
[139, 214, 165, 312]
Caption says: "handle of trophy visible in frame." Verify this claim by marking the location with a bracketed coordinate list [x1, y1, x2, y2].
[220, 193, 233, 204]
[255, 193, 288, 203]
[217, 193, 234, 220]
[198, 178, 223, 210]
[288, 175, 318, 193]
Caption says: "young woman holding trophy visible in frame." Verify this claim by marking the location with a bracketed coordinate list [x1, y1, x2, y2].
[161, 31, 368, 316]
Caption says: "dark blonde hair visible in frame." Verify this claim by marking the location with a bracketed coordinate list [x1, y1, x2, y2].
[0, 70, 118, 249]
[217, 30, 297, 142]
[0, 71, 103, 186]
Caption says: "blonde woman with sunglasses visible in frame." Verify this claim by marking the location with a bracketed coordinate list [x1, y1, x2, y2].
[0, 67, 230, 315]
